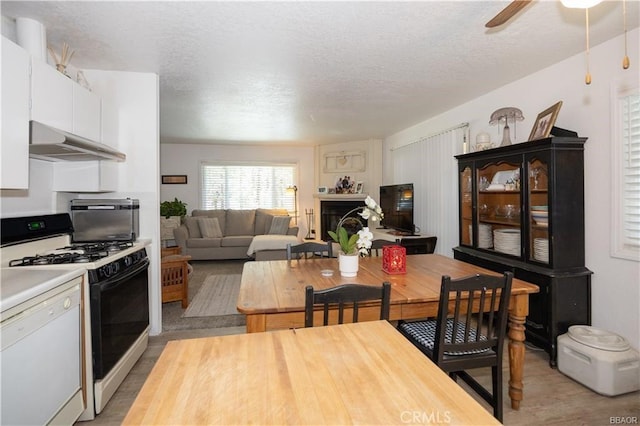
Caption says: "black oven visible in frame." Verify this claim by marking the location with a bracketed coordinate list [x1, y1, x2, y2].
[89, 248, 149, 380]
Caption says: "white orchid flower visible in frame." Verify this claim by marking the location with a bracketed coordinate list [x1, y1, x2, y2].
[357, 227, 374, 249]
[364, 196, 377, 209]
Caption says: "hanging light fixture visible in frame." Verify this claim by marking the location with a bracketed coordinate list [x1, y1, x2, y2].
[561, 0, 602, 85]
[622, 0, 630, 69]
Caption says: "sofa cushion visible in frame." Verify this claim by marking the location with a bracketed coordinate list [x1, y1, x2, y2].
[254, 208, 290, 235]
[220, 235, 254, 247]
[268, 216, 292, 235]
[184, 217, 202, 238]
[187, 238, 222, 248]
[225, 210, 256, 236]
[192, 210, 226, 234]
[198, 217, 223, 238]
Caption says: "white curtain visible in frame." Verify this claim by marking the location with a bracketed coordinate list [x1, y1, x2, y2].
[392, 125, 468, 256]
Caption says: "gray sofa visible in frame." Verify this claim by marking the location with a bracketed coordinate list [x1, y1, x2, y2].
[173, 208, 299, 260]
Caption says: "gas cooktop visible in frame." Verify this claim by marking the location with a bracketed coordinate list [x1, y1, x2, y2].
[9, 241, 134, 267]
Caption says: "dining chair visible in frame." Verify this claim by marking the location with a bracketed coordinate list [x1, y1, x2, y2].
[368, 239, 396, 256]
[397, 272, 513, 422]
[304, 282, 391, 327]
[422, 236, 438, 254]
[286, 241, 333, 260]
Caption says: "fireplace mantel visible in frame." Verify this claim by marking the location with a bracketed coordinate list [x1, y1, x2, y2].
[313, 193, 368, 201]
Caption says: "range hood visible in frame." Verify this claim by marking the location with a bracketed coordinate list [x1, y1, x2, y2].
[29, 121, 126, 162]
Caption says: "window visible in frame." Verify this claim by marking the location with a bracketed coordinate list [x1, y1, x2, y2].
[611, 88, 640, 261]
[200, 162, 297, 212]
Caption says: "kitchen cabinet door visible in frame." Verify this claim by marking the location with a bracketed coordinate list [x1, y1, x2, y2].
[31, 58, 102, 141]
[72, 84, 101, 141]
[30, 58, 73, 133]
[1, 37, 30, 189]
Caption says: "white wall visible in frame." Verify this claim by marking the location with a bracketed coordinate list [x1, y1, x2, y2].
[384, 28, 640, 349]
[160, 143, 315, 235]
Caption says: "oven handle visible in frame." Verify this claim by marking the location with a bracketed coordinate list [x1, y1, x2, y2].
[96, 258, 150, 292]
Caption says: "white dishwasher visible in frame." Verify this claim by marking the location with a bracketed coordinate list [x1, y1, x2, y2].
[1, 271, 84, 425]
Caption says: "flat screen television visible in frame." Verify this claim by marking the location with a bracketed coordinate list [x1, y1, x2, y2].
[379, 183, 415, 235]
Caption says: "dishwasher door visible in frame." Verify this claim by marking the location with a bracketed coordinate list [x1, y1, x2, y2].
[1, 277, 83, 425]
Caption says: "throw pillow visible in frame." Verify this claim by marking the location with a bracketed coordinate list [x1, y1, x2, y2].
[184, 216, 202, 238]
[268, 215, 291, 235]
[198, 217, 223, 238]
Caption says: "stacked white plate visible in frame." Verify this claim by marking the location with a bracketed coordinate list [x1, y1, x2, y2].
[533, 238, 549, 262]
[478, 224, 493, 248]
[493, 229, 520, 256]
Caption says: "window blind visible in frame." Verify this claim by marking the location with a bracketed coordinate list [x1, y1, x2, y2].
[200, 163, 297, 212]
[391, 124, 469, 256]
[621, 93, 640, 250]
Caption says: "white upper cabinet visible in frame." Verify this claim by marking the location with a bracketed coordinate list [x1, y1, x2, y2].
[1, 37, 30, 189]
[72, 84, 101, 141]
[30, 58, 73, 132]
[30, 58, 101, 141]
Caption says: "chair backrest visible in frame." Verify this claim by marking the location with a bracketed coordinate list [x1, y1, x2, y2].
[368, 239, 396, 257]
[423, 236, 437, 254]
[286, 241, 333, 260]
[433, 272, 513, 363]
[304, 282, 391, 327]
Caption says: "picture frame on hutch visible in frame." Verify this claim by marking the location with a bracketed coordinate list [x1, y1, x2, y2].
[528, 101, 563, 141]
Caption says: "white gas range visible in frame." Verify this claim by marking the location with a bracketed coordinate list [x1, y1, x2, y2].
[1, 213, 150, 422]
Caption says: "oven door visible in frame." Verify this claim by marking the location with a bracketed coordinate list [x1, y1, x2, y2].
[90, 258, 149, 380]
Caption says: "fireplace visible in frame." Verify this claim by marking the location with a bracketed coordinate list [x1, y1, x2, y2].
[320, 200, 365, 241]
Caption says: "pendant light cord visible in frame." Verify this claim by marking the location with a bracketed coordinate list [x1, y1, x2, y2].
[585, 8, 592, 85]
[623, 0, 630, 69]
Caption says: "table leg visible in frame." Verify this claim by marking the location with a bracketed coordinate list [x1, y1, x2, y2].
[507, 293, 529, 410]
[245, 314, 266, 333]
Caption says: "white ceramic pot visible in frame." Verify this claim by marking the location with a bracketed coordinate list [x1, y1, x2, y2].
[338, 253, 359, 277]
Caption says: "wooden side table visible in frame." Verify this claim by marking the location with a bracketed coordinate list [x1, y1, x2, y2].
[161, 246, 181, 257]
[161, 254, 191, 308]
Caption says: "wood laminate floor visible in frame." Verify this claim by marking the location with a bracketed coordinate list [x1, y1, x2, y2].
[77, 325, 639, 425]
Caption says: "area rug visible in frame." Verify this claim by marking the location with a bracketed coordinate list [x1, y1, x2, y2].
[183, 274, 242, 318]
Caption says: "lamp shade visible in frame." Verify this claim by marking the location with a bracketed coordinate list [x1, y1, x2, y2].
[382, 245, 406, 274]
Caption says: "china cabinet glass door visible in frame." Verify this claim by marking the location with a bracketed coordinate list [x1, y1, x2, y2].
[476, 159, 522, 257]
[460, 165, 473, 246]
[527, 156, 550, 265]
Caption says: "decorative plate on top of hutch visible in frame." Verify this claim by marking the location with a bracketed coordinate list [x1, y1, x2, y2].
[454, 136, 592, 366]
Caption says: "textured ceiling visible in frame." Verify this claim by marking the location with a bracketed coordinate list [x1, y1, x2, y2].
[1, 1, 638, 146]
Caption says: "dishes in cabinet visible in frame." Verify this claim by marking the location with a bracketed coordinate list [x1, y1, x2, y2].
[485, 183, 506, 191]
[493, 228, 520, 256]
[491, 169, 519, 185]
[533, 238, 549, 262]
[531, 210, 549, 225]
[496, 204, 520, 219]
[478, 224, 493, 248]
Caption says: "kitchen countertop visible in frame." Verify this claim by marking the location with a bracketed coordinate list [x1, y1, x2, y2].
[0, 267, 85, 314]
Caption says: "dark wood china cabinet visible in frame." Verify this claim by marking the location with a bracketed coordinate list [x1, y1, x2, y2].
[454, 137, 592, 366]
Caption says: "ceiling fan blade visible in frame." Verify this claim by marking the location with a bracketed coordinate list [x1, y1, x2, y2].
[485, 0, 533, 28]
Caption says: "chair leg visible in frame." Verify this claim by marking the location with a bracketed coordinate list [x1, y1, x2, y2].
[492, 365, 503, 423]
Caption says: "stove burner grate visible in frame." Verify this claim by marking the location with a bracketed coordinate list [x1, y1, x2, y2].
[8, 241, 134, 267]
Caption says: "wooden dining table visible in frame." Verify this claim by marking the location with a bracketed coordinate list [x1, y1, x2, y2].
[123, 320, 500, 425]
[237, 253, 539, 410]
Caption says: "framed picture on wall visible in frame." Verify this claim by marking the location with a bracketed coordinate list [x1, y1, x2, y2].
[162, 175, 188, 184]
